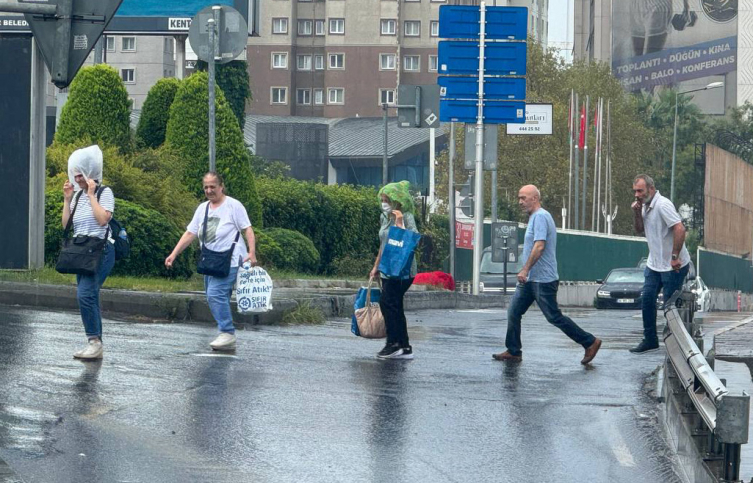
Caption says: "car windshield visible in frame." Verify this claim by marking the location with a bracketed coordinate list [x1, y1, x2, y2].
[605, 270, 644, 283]
[480, 251, 524, 274]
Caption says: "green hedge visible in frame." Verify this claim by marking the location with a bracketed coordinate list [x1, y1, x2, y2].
[54, 65, 132, 153]
[45, 189, 195, 278]
[165, 72, 262, 228]
[264, 228, 320, 273]
[196, 60, 251, 130]
[256, 177, 380, 273]
[136, 78, 180, 149]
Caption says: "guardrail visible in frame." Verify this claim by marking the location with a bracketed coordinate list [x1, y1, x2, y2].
[664, 291, 750, 483]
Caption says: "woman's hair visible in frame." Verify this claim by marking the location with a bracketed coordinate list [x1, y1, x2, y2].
[203, 171, 225, 186]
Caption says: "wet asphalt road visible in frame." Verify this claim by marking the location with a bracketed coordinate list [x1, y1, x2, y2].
[0, 305, 685, 483]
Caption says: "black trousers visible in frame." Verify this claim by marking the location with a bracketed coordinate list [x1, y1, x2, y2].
[379, 277, 414, 347]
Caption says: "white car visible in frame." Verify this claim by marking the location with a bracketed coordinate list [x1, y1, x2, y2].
[688, 276, 711, 312]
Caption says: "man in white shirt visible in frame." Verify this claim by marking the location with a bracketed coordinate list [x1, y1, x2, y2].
[630, 174, 691, 353]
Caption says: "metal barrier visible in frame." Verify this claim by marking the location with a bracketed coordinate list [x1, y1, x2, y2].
[664, 291, 751, 482]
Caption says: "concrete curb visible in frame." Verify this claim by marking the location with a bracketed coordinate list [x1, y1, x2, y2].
[0, 281, 508, 325]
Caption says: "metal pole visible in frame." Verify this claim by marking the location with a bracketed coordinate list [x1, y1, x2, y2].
[207, 12, 218, 172]
[596, 98, 603, 232]
[581, 95, 589, 230]
[449, 122, 456, 281]
[383, 103, 389, 185]
[671, 91, 679, 204]
[0, 1, 56, 14]
[723, 443, 741, 482]
[591, 99, 598, 231]
[472, 2, 487, 296]
[28, 39, 46, 269]
[574, 94, 580, 231]
[503, 237, 508, 294]
[52, 0, 73, 87]
[567, 89, 574, 229]
[175, 36, 186, 79]
[93, 37, 103, 65]
[430, 127, 436, 213]
[491, 165, 498, 222]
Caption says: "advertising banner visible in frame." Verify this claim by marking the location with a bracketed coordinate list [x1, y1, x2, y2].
[612, 1, 737, 91]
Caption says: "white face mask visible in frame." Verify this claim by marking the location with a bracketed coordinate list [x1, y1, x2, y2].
[381, 202, 392, 213]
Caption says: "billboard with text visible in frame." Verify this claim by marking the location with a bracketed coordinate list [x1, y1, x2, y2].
[612, 1, 736, 91]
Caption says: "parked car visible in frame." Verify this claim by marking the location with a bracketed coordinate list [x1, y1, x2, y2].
[595, 268, 645, 309]
[656, 275, 711, 312]
[479, 246, 524, 293]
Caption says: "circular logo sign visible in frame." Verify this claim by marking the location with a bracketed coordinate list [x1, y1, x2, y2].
[701, 0, 737, 23]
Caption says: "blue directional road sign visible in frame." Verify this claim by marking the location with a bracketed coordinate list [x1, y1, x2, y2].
[438, 77, 526, 101]
[440, 99, 525, 124]
[439, 6, 528, 40]
[438, 41, 527, 76]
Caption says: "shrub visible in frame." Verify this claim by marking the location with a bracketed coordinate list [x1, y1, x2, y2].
[164, 72, 262, 228]
[263, 228, 320, 273]
[45, 189, 196, 278]
[136, 78, 180, 149]
[329, 254, 375, 278]
[196, 60, 251, 130]
[254, 230, 283, 269]
[416, 214, 450, 272]
[47, 143, 198, 230]
[54, 65, 131, 153]
[255, 177, 380, 273]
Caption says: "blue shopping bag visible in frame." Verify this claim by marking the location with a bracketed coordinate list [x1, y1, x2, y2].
[377, 226, 421, 278]
[352, 281, 381, 336]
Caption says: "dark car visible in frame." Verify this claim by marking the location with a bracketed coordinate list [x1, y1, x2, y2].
[595, 268, 645, 309]
[479, 246, 524, 293]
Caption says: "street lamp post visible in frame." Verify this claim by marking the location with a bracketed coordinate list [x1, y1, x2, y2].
[671, 81, 724, 203]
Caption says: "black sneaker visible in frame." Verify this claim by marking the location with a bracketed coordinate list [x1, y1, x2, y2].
[629, 340, 660, 354]
[394, 345, 414, 360]
[377, 343, 401, 358]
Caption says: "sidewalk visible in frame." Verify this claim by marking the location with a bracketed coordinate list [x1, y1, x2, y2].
[0, 280, 508, 325]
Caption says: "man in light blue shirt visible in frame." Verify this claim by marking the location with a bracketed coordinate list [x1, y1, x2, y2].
[493, 185, 602, 365]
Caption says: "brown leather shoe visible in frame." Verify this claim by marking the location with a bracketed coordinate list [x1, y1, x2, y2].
[492, 351, 522, 362]
[581, 338, 602, 365]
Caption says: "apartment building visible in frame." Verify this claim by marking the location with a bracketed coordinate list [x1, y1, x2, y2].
[247, 0, 548, 118]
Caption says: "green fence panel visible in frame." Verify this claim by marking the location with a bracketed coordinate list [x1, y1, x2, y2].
[452, 222, 648, 282]
[698, 249, 753, 292]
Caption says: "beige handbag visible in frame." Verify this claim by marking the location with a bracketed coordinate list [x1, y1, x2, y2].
[355, 278, 386, 339]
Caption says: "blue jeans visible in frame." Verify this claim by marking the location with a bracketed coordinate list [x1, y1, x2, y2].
[641, 264, 689, 344]
[205, 266, 239, 334]
[76, 242, 115, 339]
[506, 280, 596, 356]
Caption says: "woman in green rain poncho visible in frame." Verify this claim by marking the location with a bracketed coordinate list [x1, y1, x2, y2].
[369, 181, 420, 360]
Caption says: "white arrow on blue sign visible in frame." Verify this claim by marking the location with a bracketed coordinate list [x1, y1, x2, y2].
[440, 99, 526, 124]
[438, 41, 527, 76]
[438, 76, 526, 101]
[438, 5, 528, 40]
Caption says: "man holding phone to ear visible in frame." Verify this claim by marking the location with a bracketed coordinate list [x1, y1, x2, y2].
[631, 174, 691, 354]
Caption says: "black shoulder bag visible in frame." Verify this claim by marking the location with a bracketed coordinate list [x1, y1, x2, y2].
[196, 202, 240, 278]
[55, 190, 110, 276]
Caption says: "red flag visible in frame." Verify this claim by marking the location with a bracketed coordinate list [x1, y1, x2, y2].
[578, 104, 586, 149]
[593, 104, 599, 131]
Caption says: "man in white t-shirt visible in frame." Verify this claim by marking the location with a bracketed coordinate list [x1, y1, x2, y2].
[630, 174, 690, 354]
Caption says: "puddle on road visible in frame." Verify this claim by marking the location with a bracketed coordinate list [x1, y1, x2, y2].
[190, 353, 239, 359]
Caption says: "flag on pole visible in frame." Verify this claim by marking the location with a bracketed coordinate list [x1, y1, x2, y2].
[578, 103, 586, 149]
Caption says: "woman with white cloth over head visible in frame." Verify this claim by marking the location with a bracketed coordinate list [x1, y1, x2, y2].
[62, 145, 116, 360]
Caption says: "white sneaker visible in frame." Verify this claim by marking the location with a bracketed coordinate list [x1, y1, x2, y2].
[73, 339, 103, 360]
[210, 333, 236, 350]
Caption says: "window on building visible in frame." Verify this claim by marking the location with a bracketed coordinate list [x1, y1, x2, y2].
[297, 54, 312, 70]
[404, 21, 420, 37]
[314, 54, 325, 70]
[315, 19, 325, 36]
[121, 68, 135, 83]
[298, 19, 313, 35]
[105, 36, 115, 52]
[328, 53, 344, 69]
[428, 55, 438, 71]
[329, 18, 345, 34]
[272, 18, 289, 34]
[271, 87, 287, 104]
[122, 37, 136, 51]
[430, 21, 439, 37]
[381, 19, 396, 35]
[403, 55, 420, 71]
[164, 37, 173, 53]
[328, 88, 344, 104]
[380, 53, 396, 70]
[379, 89, 396, 105]
[272, 52, 288, 69]
[297, 89, 311, 105]
[314, 88, 324, 105]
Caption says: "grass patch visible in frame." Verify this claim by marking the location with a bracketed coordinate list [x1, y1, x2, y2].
[280, 301, 326, 325]
[0, 266, 361, 293]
